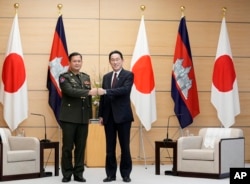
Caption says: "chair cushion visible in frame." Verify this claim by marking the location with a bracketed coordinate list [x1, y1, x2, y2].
[7, 150, 36, 162]
[182, 149, 214, 161]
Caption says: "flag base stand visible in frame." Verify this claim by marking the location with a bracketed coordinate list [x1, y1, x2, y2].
[164, 170, 174, 175]
[138, 123, 147, 169]
[41, 169, 52, 177]
[130, 123, 154, 169]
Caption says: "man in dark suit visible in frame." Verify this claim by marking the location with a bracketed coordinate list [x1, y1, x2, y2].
[59, 52, 97, 182]
[98, 50, 134, 183]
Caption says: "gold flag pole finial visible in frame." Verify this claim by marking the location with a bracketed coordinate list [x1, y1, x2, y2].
[57, 4, 63, 15]
[140, 5, 146, 16]
[222, 7, 227, 18]
[140, 5, 146, 11]
[181, 6, 185, 17]
[14, 3, 19, 14]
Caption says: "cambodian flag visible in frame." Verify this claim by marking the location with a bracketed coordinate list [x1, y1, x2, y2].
[211, 17, 240, 128]
[0, 14, 28, 131]
[47, 15, 69, 126]
[171, 16, 200, 129]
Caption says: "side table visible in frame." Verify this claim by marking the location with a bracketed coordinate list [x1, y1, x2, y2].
[40, 141, 59, 177]
[155, 140, 177, 175]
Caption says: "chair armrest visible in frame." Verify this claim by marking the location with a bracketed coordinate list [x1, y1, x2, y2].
[178, 136, 203, 150]
[8, 136, 40, 151]
[219, 137, 245, 174]
[177, 136, 203, 171]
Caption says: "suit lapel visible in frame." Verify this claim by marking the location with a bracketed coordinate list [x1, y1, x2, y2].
[107, 72, 113, 88]
[116, 69, 125, 87]
[106, 69, 125, 88]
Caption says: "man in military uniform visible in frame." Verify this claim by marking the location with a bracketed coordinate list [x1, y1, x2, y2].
[59, 52, 97, 182]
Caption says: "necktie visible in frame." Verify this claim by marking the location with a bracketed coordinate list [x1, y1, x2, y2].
[76, 74, 82, 87]
[111, 73, 117, 88]
[76, 74, 81, 82]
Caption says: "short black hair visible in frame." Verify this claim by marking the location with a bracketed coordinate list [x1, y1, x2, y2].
[109, 50, 123, 60]
[68, 52, 82, 61]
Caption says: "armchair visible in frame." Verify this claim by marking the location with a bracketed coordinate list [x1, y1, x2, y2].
[0, 128, 40, 181]
[177, 128, 244, 179]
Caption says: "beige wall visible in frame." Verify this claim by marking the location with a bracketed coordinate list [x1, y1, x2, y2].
[0, 0, 250, 164]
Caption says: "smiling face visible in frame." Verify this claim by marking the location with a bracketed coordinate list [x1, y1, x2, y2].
[69, 54, 82, 73]
[109, 53, 124, 72]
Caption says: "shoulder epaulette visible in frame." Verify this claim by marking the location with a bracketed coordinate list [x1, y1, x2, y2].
[80, 72, 89, 77]
[60, 71, 71, 77]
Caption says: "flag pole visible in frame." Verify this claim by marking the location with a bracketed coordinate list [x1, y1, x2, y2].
[57, 3, 63, 16]
[221, 7, 226, 128]
[140, 4, 145, 15]
[222, 7, 227, 18]
[180, 6, 185, 17]
[180, 5, 185, 136]
[14, 3, 19, 14]
[13, 3, 18, 137]
[56, 3, 63, 168]
[136, 5, 148, 169]
[130, 4, 156, 168]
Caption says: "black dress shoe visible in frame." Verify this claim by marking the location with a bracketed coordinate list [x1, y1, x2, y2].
[103, 176, 116, 182]
[123, 176, 131, 182]
[74, 176, 86, 182]
[62, 177, 71, 182]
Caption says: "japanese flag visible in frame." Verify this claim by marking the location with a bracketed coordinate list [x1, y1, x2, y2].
[0, 14, 28, 131]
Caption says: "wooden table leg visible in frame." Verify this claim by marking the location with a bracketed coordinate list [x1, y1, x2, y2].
[155, 142, 160, 175]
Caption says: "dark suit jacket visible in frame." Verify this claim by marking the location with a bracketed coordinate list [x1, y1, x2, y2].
[98, 69, 134, 124]
[59, 71, 92, 124]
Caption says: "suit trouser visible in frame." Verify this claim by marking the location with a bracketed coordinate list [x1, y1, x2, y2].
[61, 121, 88, 178]
[104, 115, 132, 178]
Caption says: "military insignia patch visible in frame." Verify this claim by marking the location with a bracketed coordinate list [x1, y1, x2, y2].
[60, 77, 65, 83]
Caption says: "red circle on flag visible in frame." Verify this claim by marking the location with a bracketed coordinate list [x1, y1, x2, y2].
[2, 53, 26, 93]
[212, 55, 236, 92]
[132, 55, 155, 93]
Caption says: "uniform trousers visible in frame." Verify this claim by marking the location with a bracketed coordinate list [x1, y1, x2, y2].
[61, 121, 88, 178]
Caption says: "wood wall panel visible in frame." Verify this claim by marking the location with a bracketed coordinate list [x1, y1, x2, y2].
[0, 0, 100, 18]
[99, 20, 138, 55]
[20, 19, 99, 54]
[64, 19, 99, 54]
[0, 0, 250, 164]
[25, 55, 49, 90]
[235, 59, 250, 91]
[19, 19, 56, 54]
[99, 0, 250, 22]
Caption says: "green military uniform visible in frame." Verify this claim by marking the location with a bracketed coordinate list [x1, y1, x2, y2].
[59, 70, 92, 179]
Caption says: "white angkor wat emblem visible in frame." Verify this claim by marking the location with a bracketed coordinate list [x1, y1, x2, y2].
[173, 58, 192, 99]
[49, 57, 69, 88]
